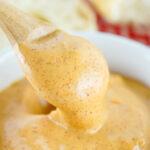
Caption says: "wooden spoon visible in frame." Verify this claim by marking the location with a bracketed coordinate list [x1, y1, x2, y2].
[0, 1, 109, 133]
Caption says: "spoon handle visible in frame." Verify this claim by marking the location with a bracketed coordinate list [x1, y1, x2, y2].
[0, 1, 57, 44]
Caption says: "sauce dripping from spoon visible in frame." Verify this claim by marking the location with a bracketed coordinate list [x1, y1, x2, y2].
[0, 1, 109, 133]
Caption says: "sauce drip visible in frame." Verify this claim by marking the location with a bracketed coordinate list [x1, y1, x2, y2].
[18, 32, 109, 133]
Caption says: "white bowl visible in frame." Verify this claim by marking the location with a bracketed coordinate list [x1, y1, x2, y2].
[0, 31, 150, 90]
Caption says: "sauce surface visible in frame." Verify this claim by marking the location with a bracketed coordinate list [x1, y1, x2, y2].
[0, 74, 150, 150]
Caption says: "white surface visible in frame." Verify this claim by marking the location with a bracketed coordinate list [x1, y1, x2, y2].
[0, 31, 150, 90]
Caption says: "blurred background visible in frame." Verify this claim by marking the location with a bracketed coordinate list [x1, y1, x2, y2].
[0, 0, 150, 51]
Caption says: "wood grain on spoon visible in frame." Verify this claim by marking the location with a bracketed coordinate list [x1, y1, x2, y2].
[0, 0, 57, 44]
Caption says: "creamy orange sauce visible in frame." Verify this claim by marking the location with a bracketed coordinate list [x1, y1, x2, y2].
[1, 2, 149, 149]
[0, 74, 150, 150]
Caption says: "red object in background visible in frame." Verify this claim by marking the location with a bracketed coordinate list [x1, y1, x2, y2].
[87, 0, 150, 46]
[97, 14, 150, 46]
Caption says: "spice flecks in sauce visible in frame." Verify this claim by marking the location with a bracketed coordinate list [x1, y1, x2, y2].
[0, 74, 150, 150]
